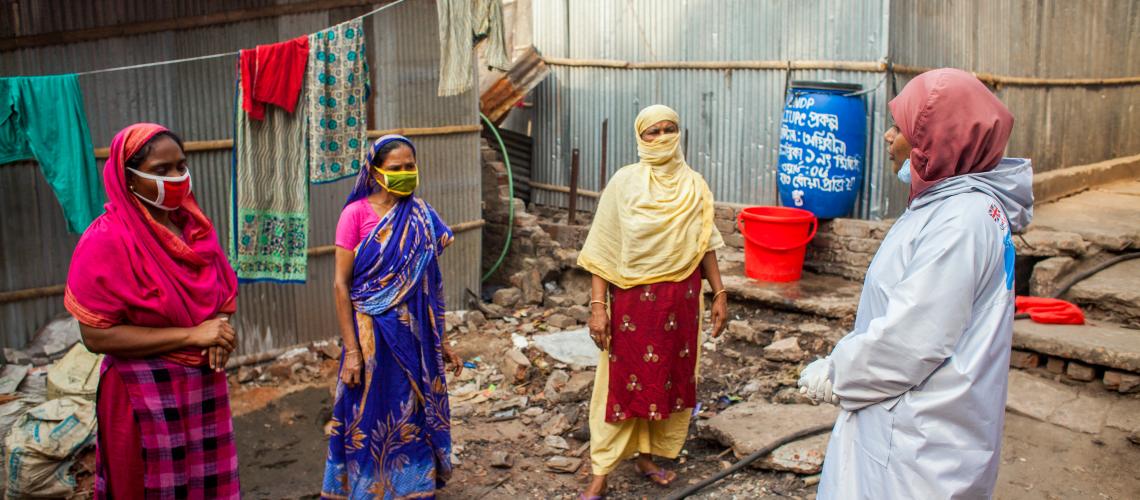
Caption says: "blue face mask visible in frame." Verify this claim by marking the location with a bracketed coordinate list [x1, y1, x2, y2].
[897, 158, 912, 184]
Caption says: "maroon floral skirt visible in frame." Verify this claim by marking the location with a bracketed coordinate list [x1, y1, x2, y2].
[605, 270, 701, 423]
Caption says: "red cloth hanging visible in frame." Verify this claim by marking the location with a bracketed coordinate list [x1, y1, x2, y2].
[1015, 296, 1086, 325]
[240, 36, 309, 120]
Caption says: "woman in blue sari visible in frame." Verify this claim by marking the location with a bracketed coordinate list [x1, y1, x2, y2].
[323, 134, 463, 499]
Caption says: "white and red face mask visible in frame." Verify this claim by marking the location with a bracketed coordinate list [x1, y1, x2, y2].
[127, 167, 192, 211]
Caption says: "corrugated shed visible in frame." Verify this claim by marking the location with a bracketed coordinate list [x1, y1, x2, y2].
[0, 0, 481, 353]
[528, 0, 898, 219]
[527, 0, 1138, 221]
[889, 0, 1140, 172]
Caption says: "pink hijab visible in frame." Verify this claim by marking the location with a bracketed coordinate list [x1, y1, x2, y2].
[65, 123, 237, 365]
[889, 68, 1014, 201]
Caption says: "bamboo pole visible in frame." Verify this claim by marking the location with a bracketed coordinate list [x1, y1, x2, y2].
[1, 0, 394, 52]
[525, 180, 601, 199]
[0, 284, 65, 304]
[543, 57, 1140, 87]
[92, 124, 482, 159]
[0, 219, 484, 305]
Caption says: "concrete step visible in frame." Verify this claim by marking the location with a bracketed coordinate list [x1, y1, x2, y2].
[1012, 319, 1140, 373]
[1007, 369, 1140, 435]
[1063, 257, 1140, 325]
[1031, 180, 1140, 252]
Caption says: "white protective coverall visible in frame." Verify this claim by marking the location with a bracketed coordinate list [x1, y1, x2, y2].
[817, 158, 1033, 499]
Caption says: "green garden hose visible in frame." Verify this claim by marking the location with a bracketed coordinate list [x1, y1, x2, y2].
[480, 112, 515, 282]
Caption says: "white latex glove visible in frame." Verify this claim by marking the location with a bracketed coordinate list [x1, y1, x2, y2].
[797, 357, 839, 404]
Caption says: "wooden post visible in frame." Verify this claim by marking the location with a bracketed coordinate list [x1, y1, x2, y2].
[569, 148, 580, 225]
[600, 118, 609, 187]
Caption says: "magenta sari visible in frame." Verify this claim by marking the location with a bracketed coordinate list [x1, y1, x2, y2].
[65, 123, 240, 498]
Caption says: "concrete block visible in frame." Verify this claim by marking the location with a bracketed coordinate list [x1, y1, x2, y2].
[724, 232, 745, 249]
[715, 217, 738, 235]
[1030, 257, 1078, 298]
[1103, 370, 1123, 390]
[1066, 361, 1097, 382]
[827, 219, 874, 239]
[701, 402, 837, 474]
[763, 337, 804, 362]
[1120, 373, 1140, 393]
[1046, 357, 1067, 374]
[492, 287, 523, 308]
[1009, 350, 1041, 369]
[845, 238, 881, 254]
[714, 204, 736, 221]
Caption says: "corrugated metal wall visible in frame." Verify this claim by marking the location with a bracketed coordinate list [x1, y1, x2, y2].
[0, 0, 481, 354]
[889, 0, 1140, 172]
[527, 0, 898, 218]
[526, 0, 1138, 221]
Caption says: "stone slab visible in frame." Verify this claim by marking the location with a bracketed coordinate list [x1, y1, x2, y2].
[1067, 258, 1140, 323]
[1049, 393, 1111, 434]
[759, 433, 831, 475]
[1031, 182, 1140, 251]
[1106, 398, 1140, 434]
[1007, 370, 1114, 434]
[1032, 155, 1140, 203]
[1006, 370, 1079, 422]
[721, 272, 862, 320]
[701, 401, 838, 474]
[1012, 319, 1140, 372]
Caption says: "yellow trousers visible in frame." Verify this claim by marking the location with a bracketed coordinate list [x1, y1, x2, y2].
[587, 349, 691, 475]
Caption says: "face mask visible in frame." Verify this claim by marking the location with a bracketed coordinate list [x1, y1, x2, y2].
[127, 167, 192, 210]
[374, 168, 419, 196]
[897, 158, 912, 185]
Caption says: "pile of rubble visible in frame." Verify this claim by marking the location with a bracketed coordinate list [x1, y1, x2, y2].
[430, 285, 855, 499]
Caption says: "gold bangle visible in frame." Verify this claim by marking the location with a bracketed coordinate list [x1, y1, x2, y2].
[713, 289, 728, 299]
[589, 300, 608, 307]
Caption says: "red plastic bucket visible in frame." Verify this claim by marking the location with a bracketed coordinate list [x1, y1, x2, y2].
[736, 206, 818, 282]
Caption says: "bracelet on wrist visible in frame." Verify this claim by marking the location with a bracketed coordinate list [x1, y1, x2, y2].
[589, 300, 608, 307]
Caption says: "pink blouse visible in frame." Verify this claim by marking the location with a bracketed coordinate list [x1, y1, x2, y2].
[335, 198, 383, 250]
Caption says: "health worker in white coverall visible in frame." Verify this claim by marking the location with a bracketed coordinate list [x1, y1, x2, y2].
[797, 68, 1034, 499]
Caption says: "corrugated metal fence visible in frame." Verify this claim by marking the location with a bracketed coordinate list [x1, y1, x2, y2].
[525, 0, 1139, 220]
[0, 0, 482, 354]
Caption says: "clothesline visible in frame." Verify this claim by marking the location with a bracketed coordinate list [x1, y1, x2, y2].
[74, 0, 407, 77]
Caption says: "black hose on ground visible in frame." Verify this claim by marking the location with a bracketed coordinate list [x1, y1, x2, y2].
[662, 423, 834, 500]
[1049, 252, 1140, 299]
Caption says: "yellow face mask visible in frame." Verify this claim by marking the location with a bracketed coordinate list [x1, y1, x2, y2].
[373, 167, 419, 196]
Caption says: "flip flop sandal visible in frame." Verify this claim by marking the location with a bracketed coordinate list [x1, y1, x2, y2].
[642, 468, 676, 486]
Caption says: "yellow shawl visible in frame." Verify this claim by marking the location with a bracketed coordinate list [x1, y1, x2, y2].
[577, 105, 724, 289]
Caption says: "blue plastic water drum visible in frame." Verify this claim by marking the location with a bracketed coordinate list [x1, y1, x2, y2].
[777, 81, 867, 219]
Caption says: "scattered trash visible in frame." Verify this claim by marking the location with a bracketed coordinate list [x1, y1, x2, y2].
[0, 364, 31, 394]
[25, 316, 82, 363]
[718, 395, 743, 407]
[532, 328, 599, 367]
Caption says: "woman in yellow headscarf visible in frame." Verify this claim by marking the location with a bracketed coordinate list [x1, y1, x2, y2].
[578, 104, 728, 499]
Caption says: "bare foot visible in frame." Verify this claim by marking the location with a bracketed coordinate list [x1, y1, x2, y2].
[579, 473, 607, 499]
[635, 456, 677, 486]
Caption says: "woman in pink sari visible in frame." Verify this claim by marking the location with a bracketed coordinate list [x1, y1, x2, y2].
[65, 123, 241, 499]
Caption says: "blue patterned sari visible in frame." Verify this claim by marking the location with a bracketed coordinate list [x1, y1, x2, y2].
[322, 196, 455, 500]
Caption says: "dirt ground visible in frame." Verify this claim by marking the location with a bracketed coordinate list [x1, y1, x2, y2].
[230, 304, 1140, 499]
